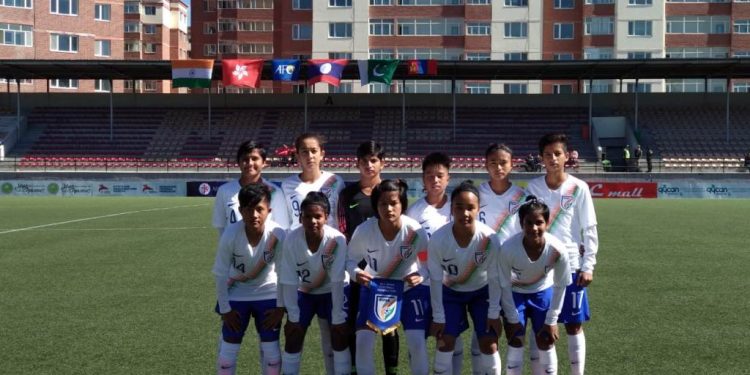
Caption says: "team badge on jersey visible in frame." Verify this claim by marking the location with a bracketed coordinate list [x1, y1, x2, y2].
[509, 201, 521, 214]
[320, 187, 331, 198]
[561, 195, 575, 210]
[321, 253, 335, 270]
[474, 251, 487, 265]
[366, 278, 404, 335]
[399, 245, 413, 260]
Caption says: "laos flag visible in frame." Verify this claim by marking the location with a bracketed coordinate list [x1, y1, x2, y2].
[307, 59, 348, 87]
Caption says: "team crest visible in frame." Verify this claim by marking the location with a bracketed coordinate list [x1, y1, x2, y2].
[474, 251, 487, 265]
[561, 195, 574, 210]
[320, 187, 331, 198]
[374, 294, 398, 322]
[509, 201, 521, 214]
[263, 249, 275, 263]
[321, 253, 335, 270]
[399, 245, 413, 260]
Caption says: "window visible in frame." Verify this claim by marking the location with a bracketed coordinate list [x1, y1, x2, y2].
[203, 43, 216, 55]
[95, 40, 111, 56]
[292, 24, 312, 39]
[218, 0, 273, 7]
[143, 24, 156, 34]
[666, 16, 729, 34]
[370, 19, 394, 35]
[144, 5, 156, 14]
[95, 4, 110, 20]
[95, 79, 111, 92]
[585, 17, 614, 35]
[143, 43, 156, 53]
[329, 0, 351, 6]
[202, 22, 215, 34]
[554, 53, 574, 60]
[50, 34, 78, 52]
[0, 78, 32, 84]
[466, 22, 490, 35]
[369, 48, 395, 59]
[626, 83, 651, 93]
[628, 20, 652, 36]
[398, 18, 463, 36]
[628, 0, 651, 4]
[203, 0, 216, 11]
[144, 80, 157, 92]
[504, 22, 527, 38]
[584, 47, 613, 59]
[584, 80, 613, 93]
[504, 0, 527, 6]
[735, 20, 750, 34]
[293, 0, 311, 9]
[553, 84, 573, 94]
[51, 0, 78, 15]
[666, 47, 728, 58]
[554, 23, 574, 39]
[1, 0, 32, 8]
[50, 79, 78, 89]
[466, 83, 490, 94]
[124, 1, 138, 13]
[733, 82, 750, 93]
[467, 0, 489, 3]
[124, 41, 140, 52]
[734, 51, 750, 57]
[331, 82, 353, 93]
[504, 83, 527, 94]
[666, 0, 728, 2]
[292, 54, 311, 60]
[328, 52, 352, 59]
[329, 22, 352, 38]
[504, 52, 528, 61]
[465, 52, 490, 60]
[238, 21, 272, 31]
[627, 51, 652, 59]
[238, 43, 272, 54]
[1, 23, 33, 47]
[125, 21, 140, 33]
[399, 0, 462, 4]
[370, 0, 392, 4]
[666, 79, 725, 93]
[584, 0, 614, 3]
[554, 0, 574, 8]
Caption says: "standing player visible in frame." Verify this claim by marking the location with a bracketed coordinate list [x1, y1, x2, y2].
[499, 196, 571, 375]
[347, 180, 430, 375]
[281, 132, 346, 372]
[478, 143, 526, 245]
[337, 141, 400, 375]
[428, 181, 503, 375]
[526, 133, 599, 375]
[278, 192, 350, 375]
[213, 140, 290, 234]
[212, 184, 287, 375]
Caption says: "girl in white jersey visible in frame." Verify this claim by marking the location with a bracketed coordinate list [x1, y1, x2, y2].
[478, 143, 526, 245]
[348, 179, 430, 375]
[499, 196, 571, 375]
[525, 133, 599, 375]
[212, 140, 290, 235]
[281, 133, 345, 373]
[278, 192, 350, 375]
[212, 183, 287, 375]
[428, 181, 503, 375]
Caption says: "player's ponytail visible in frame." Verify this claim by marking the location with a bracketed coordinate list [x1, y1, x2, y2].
[518, 194, 550, 224]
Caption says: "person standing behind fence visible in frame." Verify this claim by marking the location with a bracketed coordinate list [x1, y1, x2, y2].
[623, 146, 631, 172]
[634, 145, 643, 172]
[646, 148, 654, 173]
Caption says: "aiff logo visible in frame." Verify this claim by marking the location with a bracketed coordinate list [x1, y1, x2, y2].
[1, 182, 12, 194]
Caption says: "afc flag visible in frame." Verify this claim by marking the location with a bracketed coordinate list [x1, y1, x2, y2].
[272, 59, 301, 82]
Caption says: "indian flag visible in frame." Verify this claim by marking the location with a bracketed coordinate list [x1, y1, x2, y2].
[171, 59, 214, 88]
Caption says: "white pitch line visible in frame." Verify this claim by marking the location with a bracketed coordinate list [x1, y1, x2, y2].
[6, 226, 212, 232]
[0, 204, 208, 235]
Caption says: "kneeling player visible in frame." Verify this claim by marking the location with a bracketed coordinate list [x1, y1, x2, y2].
[212, 183, 287, 375]
[278, 192, 350, 375]
[428, 181, 503, 374]
[499, 196, 571, 375]
[347, 179, 431, 375]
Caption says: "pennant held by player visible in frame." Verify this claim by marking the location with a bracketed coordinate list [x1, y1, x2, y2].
[358, 59, 399, 86]
[366, 278, 404, 335]
[222, 59, 263, 88]
[171, 59, 214, 88]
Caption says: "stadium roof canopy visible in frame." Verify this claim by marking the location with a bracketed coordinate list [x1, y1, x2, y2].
[2, 59, 750, 81]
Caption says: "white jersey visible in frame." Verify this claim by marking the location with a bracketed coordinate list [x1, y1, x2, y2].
[281, 171, 345, 230]
[211, 220, 286, 314]
[499, 232, 571, 325]
[478, 182, 526, 245]
[212, 178, 291, 232]
[428, 221, 502, 321]
[347, 216, 428, 289]
[278, 224, 348, 295]
[526, 175, 599, 273]
[406, 196, 451, 239]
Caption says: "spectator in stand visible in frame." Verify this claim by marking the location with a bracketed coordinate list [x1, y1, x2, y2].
[525, 154, 536, 172]
[634, 145, 643, 172]
[646, 148, 654, 173]
[566, 150, 580, 172]
[623, 145, 631, 172]
[744, 151, 750, 172]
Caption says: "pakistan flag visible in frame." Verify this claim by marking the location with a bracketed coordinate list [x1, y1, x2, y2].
[358, 59, 399, 86]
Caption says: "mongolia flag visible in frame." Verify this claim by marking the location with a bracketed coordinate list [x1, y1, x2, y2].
[222, 59, 263, 88]
[407, 59, 438, 76]
[358, 59, 399, 86]
[307, 59, 348, 86]
[272, 59, 301, 82]
[171, 59, 214, 88]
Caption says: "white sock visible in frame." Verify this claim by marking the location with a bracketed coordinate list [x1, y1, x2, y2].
[452, 335, 464, 375]
[568, 332, 586, 375]
[480, 352, 501, 375]
[318, 318, 334, 375]
[529, 333, 542, 374]
[333, 349, 351, 375]
[261, 341, 281, 375]
[217, 341, 240, 375]
[434, 349, 453, 375]
[281, 351, 301, 375]
[470, 333, 482, 375]
[404, 329, 429, 375]
[506, 346, 524, 375]
[355, 330, 376, 375]
[539, 348, 558, 375]
[260, 345, 267, 374]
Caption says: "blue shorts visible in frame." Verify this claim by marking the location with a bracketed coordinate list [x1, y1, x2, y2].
[215, 299, 280, 343]
[356, 284, 431, 331]
[443, 285, 495, 338]
[559, 273, 591, 324]
[298, 285, 350, 327]
[511, 288, 553, 337]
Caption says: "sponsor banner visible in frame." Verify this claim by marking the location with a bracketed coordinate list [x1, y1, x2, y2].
[657, 181, 750, 199]
[587, 182, 657, 199]
[1, 180, 184, 197]
[94, 182, 184, 196]
[0, 181, 60, 196]
[187, 181, 228, 197]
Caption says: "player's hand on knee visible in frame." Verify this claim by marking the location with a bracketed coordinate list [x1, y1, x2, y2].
[331, 322, 349, 337]
[262, 307, 285, 330]
[537, 324, 559, 348]
[355, 271, 373, 286]
[430, 322, 445, 340]
[577, 271, 593, 287]
[505, 322, 523, 342]
[284, 320, 304, 338]
[221, 310, 242, 332]
[487, 318, 502, 337]
[402, 272, 422, 287]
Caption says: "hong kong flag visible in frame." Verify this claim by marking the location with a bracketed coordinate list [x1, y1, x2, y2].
[222, 59, 263, 88]
[307, 59, 348, 87]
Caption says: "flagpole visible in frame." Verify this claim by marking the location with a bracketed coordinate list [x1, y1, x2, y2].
[401, 79, 406, 136]
[208, 85, 212, 138]
[304, 80, 309, 132]
[452, 78, 456, 141]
